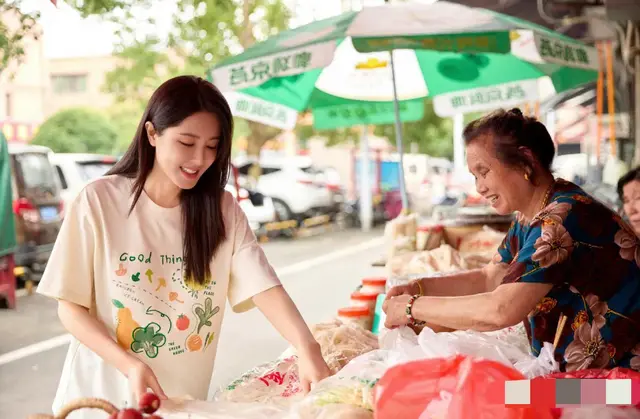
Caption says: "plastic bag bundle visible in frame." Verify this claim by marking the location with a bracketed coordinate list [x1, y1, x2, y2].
[215, 356, 303, 407]
[311, 319, 379, 374]
[291, 349, 395, 419]
[380, 326, 558, 379]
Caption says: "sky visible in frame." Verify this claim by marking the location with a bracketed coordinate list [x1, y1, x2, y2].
[20, 0, 340, 59]
[21, 0, 438, 59]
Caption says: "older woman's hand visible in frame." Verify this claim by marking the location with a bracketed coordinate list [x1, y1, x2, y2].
[384, 281, 422, 302]
[382, 295, 412, 328]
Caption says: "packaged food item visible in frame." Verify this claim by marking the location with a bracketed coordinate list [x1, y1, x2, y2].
[215, 356, 302, 407]
[337, 307, 372, 331]
[360, 277, 387, 295]
[404, 213, 418, 240]
[417, 224, 445, 251]
[457, 227, 506, 255]
[311, 319, 379, 373]
[350, 291, 378, 313]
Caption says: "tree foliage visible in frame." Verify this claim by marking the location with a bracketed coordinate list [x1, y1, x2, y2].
[374, 100, 454, 159]
[0, 2, 40, 77]
[73, 0, 292, 157]
[31, 108, 119, 154]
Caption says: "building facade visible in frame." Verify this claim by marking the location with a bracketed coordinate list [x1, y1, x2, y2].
[0, 10, 48, 142]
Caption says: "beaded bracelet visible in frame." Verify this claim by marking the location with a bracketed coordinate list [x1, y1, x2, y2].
[405, 294, 426, 326]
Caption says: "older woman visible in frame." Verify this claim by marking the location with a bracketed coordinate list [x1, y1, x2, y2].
[383, 108, 640, 372]
[618, 167, 640, 236]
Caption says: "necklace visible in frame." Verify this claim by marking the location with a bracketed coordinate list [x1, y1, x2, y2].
[538, 179, 556, 213]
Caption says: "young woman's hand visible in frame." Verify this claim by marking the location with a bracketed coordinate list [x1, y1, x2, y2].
[126, 359, 168, 402]
[297, 342, 332, 394]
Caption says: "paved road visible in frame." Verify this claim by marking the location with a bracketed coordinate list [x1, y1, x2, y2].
[0, 227, 386, 418]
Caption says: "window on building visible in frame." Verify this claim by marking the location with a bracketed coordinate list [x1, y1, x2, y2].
[51, 74, 88, 94]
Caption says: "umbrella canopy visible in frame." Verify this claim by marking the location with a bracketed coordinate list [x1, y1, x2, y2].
[210, 1, 597, 130]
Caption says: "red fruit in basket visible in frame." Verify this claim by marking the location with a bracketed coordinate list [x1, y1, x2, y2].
[138, 392, 161, 414]
[176, 314, 190, 331]
[117, 408, 143, 419]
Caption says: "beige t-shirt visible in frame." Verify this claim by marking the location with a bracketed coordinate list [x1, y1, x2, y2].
[37, 175, 280, 415]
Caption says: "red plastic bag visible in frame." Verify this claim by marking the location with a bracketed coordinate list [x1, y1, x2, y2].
[540, 368, 640, 418]
[374, 355, 553, 419]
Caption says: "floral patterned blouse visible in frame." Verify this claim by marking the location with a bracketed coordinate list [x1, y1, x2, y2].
[496, 179, 640, 372]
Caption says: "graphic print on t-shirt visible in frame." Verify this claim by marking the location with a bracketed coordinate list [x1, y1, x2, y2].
[111, 251, 221, 358]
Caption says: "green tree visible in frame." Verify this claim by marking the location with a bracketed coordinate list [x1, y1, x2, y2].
[75, 0, 291, 159]
[0, 2, 40, 77]
[374, 100, 454, 159]
[32, 108, 119, 154]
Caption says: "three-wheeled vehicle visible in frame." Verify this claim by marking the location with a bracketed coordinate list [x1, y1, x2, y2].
[0, 132, 17, 309]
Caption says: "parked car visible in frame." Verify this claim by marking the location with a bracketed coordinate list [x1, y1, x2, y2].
[234, 155, 338, 221]
[227, 165, 276, 232]
[8, 143, 64, 279]
[51, 153, 118, 212]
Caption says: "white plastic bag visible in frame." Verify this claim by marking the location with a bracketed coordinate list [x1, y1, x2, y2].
[514, 342, 559, 379]
[379, 325, 558, 378]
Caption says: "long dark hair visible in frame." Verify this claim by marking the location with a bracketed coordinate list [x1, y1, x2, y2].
[108, 75, 233, 287]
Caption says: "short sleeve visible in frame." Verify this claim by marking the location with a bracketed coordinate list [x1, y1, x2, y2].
[502, 209, 574, 286]
[495, 220, 520, 265]
[36, 187, 96, 309]
[227, 197, 281, 313]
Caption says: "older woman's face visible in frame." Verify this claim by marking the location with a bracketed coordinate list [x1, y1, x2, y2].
[466, 139, 530, 215]
[622, 179, 640, 235]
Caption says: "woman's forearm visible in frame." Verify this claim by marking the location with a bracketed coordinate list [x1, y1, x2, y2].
[418, 269, 488, 297]
[58, 300, 140, 375]
[253, 285, 320, 352]
[411, 292, 507, 331]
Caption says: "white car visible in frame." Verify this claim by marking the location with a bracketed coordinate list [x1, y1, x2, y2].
[234, 155, 337, 221]
[51, 153, 118, 211]
[227, 166, 276, 232]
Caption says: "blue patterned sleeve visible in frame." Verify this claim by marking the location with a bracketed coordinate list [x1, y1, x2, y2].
[501, 202, 575, 285]
[495, 220, 519, 265]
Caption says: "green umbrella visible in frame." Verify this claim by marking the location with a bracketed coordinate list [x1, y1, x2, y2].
[210, 1, 597, 208]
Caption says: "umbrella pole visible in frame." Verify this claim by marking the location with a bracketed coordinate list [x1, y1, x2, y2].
[359, 125, 373, 232]
[388, 49, 409, 212]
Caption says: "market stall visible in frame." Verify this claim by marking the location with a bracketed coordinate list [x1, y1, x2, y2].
[29, 211, 640, 418]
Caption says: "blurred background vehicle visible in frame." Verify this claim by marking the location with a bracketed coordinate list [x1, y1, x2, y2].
[234, 154, 339, 221]
[8, 143, 63, 285]
[227, 165, 277, 232]
[51, 153, 118, 211]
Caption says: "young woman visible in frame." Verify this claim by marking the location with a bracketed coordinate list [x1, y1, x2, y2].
[37, 75, 331, 416]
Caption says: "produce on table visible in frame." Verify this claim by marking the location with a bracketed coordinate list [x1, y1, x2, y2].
[139, 393, 161, 414]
